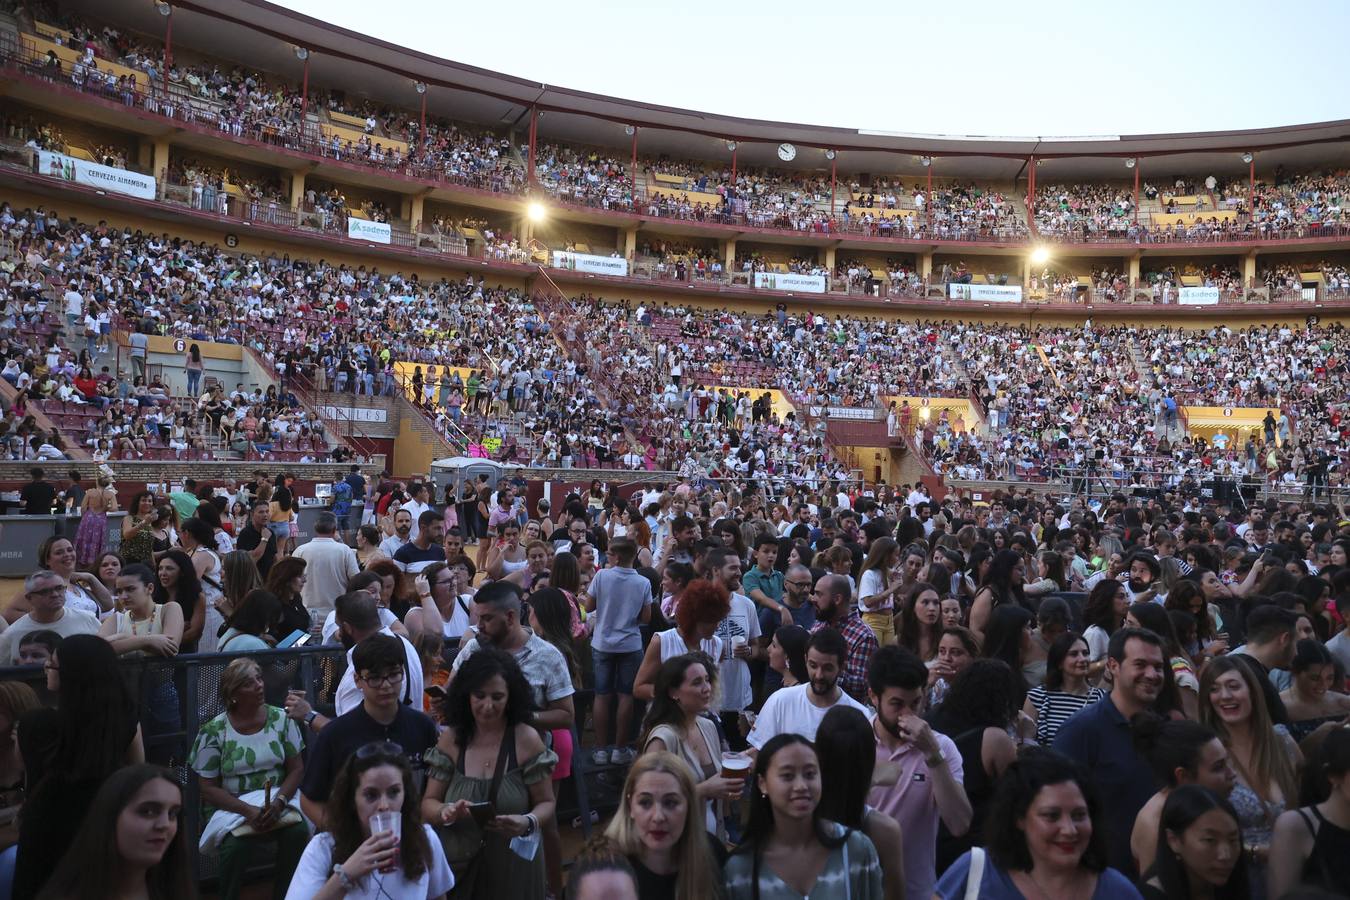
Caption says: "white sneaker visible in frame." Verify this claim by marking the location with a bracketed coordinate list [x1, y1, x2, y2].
[610, 747, 636, 766]
[590, 749, 611, 767]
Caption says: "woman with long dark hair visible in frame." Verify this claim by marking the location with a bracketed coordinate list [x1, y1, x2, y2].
[155, 548, 206, 653]
[897, 581, 943, 662]
[969, 549, 1026, 642]
[767, 624, 808, 689]
[930, 659, 1019, 873]
[723, 733, 882, 899]
[1270, 727, 1350, 896]
[1130, 717, 1236, 875]
[14, 634, 143, 900]
[981, 604, 1035, 708]
[1023, 632, 1106, 747]
[1138, 786, 1249, 900]
[421, 647, 556, 898]
[1082, 578, 1129, 683]
[264, 556, 310, 640]
[36, 764, 195, 900]
[1126, 601, 1199, 720]
[287, 743, 451, 899]
[815, 706, 906, 900]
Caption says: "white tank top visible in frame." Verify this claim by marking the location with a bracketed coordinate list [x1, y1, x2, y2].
[656, 627, 723, 664]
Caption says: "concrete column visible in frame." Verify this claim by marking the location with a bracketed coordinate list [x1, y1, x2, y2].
[151, 138, 171, 184]
[624, 227, 637, 260]
[1128, 252, 1142, 287]
[409, 194, 425, 233]
[920, 252, 933, 281]
[723, 238, 737, 274]
[289, 171, 307, 211]
[137, 138, 155, 172]
[824, 245, 836, 271]
[1242, 249, 1257, 288]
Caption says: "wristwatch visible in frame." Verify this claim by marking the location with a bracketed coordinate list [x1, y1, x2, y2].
[924, 751, 946, 768]
[304, 710, 318, 727]
[523, 813, 538, 836]
[332, 864, 354, 889]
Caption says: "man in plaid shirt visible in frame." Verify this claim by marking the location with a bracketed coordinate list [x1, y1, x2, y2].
[809, 573, 878, 702]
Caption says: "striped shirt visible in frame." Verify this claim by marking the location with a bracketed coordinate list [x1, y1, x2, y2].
[724, 823, 883, 900]
[1026, 685, 1107, 746]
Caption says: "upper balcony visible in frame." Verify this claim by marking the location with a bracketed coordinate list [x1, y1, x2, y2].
[6, 0, 1350, 260]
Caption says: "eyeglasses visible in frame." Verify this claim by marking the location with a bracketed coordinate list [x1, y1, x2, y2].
[354, 740, 404, 759]
[786, 580, 812, 588]
[357, 669, 405, 687]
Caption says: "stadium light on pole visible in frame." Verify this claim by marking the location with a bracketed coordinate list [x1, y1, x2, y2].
[1243, 152, 1254, 215]
[527, 201, 547, 223]
[157, 2, 172, 101]
[295, 47, 310, 124]
[1030, 246, 1050, 265]
[727, 141, 737, 184]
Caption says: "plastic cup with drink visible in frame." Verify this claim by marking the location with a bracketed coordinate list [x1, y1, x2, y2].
[368, 811, 402, 873]
[721, 751, 751, 781]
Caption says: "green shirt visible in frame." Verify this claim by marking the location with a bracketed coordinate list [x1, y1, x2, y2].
[190, 705, 302, 814]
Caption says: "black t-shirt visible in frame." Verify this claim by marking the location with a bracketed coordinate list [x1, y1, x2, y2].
[630, 833, 727, 900]
[299, 704, 438, 805]
[19, 481, 55, 515]
[236, 523, 277, 577]
[393, 542, 446, 573]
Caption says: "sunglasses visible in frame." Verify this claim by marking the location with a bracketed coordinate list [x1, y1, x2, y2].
[354, 740, 404, 760]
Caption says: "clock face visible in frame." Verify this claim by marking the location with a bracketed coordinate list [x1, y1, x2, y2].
[777, 143, 796, 162]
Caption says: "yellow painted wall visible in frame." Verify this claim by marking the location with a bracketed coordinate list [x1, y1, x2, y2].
[143, 335, 242, 360]
[394, 414, 440, 476]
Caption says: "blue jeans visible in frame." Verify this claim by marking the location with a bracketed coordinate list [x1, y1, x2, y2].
[186, 369, 202, 396]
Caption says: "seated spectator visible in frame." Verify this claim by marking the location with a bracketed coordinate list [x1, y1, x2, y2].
[0, 570, 100, 665]
[286, 742, 453, 899]
[34, 765, 194, 900]
[192, 658, 308, 900]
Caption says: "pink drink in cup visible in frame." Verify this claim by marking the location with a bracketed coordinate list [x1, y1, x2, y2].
[369, 811, 402, 873]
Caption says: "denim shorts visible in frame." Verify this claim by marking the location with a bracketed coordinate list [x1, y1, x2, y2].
[592, 649, 643, 695]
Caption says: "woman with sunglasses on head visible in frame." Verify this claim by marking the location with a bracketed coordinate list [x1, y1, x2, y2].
[1138, 785, 1249, 900]
[421, 647, 555, 898]
[723, 733, 882, 899]
[286, 743, 452, 900]
[35, 764, 195, 900]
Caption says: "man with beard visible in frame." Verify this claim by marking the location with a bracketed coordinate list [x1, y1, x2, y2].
[379, 508, 412, 558]
[866, 646, 971, 900]
[706, 547, 762, 749]
[1053, 626, 1166, 876]
[1121, 550, 1160, 603]
[809, 573, 878, 702]
[746, 627, 867, 749]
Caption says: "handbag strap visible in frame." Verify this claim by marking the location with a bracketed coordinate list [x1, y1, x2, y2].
[457, 730, 514, 807]
[964, 847, 985, 900]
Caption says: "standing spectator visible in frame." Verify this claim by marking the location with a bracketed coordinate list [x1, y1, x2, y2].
[1269, 727, 1350, 897]
[287, 744, 452, 899]
[100, 563, 183, 657]
[808, 573, 878, 703]
[633, 579, 729, 701]
[1138, 786, 1249, 900]
[866, 646, 972, 900]
[1023, 632, 1106, 746]
[1053, 627, 1167, 876]
[402, 481, 432, 541]
[292, 512, 359, 617]
[586, 538, 652, 766]
[748, 628, 869, 747]
[18, 468, 54, 516]
[294, 634, 438, 830]
[934, 748, 1142, 899]
[420, 647, 555, 898]
[743, 534, 787, 626]
[127, 326, 148, 380]
[235, 502, 278, 579]
[73, 473, 116, 567]
[706, 547, 762, 749]
[723, 733, 883, 899]
[1131, 718, 1236, 876]
[393, 511, 446, 574]
[184, 343, 204, 397]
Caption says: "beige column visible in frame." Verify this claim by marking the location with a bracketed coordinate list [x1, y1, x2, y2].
[151, 138, 171, 184]
[723, 238, 737, 274]
[624, 226, 637, 260]
[289, 171, 307, 211]
[1128, 252, 1142, 287]
[1242, 249, 1257, 289]
[409, 194, 425, 232]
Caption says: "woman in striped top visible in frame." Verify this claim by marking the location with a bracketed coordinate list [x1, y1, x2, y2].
[723, 734, 883, 899]
[1023, 632, 1106, 746]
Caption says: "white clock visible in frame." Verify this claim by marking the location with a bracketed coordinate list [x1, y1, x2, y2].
[777, 142, 796, 162]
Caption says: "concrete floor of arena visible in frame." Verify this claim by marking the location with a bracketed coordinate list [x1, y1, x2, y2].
[0, 578, 600, 898]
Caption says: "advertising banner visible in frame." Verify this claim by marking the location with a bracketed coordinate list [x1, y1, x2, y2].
[1178, 286, 1220, 305]
[37, 150, 156, 200]
[551, 251, 629, 277]
[347, 218, 392, 244]
[947, 283, 1023, 302]
[753, 271, 827, 293]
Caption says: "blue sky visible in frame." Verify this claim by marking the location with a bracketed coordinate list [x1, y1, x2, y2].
[271, 0, 1350, 137]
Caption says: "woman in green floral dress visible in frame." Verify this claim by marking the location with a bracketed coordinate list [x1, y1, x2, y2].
[190, 657, 309, 900]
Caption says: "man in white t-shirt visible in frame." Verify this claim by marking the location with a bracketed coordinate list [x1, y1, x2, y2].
[747, 627, 869, 749]
[401, 482, 432, 540]
[707, 548, 763, 750]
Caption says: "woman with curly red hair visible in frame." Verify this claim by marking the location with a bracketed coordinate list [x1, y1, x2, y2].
[632, 579, 731, 701]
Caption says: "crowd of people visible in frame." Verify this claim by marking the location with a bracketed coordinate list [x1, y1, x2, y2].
[7, 463, 1350, 899]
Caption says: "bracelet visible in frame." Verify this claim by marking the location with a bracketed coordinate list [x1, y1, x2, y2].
[523, 813, 538, 836]
[924, 752, 946, 768]
[332, 863, 354, 889]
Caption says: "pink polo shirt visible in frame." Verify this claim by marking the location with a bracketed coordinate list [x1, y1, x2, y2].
[867, 719, 962, 900]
